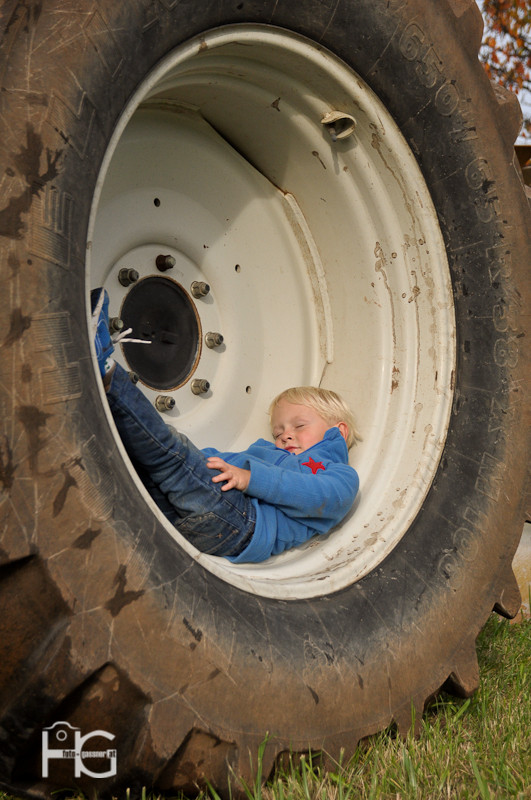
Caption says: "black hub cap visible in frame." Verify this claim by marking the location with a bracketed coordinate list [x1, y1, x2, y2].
[120, 276, 201, 391]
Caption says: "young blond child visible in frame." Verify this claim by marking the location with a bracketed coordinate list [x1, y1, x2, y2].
[92, 289, 360, 562]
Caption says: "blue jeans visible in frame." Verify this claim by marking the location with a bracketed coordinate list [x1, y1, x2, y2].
[106, 364, 256, 556]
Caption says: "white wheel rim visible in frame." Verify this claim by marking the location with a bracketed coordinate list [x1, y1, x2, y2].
[88, 25, 455, 599]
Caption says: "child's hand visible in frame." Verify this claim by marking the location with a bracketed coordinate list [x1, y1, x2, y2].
[207, 457, 251, 492]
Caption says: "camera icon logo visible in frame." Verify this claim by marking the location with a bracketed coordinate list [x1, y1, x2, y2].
[42, 721, 117, 779]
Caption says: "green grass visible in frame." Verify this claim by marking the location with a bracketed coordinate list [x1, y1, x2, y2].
[263, 615, 530, 800]
[1, 614, 529, 800]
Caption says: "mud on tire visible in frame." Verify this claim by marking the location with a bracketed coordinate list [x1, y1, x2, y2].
[0, 0, 530, 796]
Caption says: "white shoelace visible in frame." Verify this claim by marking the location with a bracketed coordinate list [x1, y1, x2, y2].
[91, 291, 151, 346]
[111, 327, 151, 345]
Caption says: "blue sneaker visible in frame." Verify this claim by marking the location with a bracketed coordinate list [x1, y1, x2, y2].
[91, 287, 151, 378]
[91, 288, 115, 377]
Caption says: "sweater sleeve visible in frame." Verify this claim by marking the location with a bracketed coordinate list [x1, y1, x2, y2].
[245, 458, 358, 529]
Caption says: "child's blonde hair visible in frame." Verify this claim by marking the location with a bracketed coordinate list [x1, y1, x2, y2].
[268, 386, 361, 449]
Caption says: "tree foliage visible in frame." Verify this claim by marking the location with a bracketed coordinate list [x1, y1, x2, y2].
[479, 0, 531, 138]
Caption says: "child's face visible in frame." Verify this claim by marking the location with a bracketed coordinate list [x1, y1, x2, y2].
[271, 400, 333, 455]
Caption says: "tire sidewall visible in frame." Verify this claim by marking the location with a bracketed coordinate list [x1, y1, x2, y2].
[1, 0, 529, 779]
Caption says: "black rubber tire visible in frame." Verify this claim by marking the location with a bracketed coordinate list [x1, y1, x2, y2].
[0, 0, 530, 796]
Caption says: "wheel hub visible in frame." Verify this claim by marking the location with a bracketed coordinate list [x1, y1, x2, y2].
[120, 275, 201, 391]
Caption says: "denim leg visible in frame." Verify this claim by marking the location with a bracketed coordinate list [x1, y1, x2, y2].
[131, 460, 181, 527]
[106, 364, 255, 556]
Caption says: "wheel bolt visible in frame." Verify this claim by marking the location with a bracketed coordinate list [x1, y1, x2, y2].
[156, 254, 176, 272]
[191, 379, 210, 395]
[155, 395, 175, 412]
[109, 317, 124, 333]
[191, 281, 210, 298]
[128, 371, 139, 384]
[205, 331, 224, 349]
[118, 268, 139, 286]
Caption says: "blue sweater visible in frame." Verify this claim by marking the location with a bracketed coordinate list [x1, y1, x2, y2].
[202, 427, 359, 562]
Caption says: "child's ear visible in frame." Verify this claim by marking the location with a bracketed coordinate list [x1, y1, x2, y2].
[336, 422, 349, 442]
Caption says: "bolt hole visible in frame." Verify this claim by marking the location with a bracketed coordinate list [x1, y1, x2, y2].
[246, 386, 252, 394]
[235, 264, 241, 273]
[154, 198, 161, 207]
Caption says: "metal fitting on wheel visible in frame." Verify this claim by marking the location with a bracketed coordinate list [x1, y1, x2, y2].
[320, 110, 356, 141]
[205, 332, 224, 349]
[155, 395, 175, 412]
[109, 317, 124, 333]
[191, 379, 210, 395]
[156, 254, 176, 272]
[190, 281, 210, 298]
[119, 268, 139, 286]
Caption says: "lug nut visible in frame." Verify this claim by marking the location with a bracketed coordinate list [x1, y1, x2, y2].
[109, 317, 124, 333]
[191, 379, 210, 395]
[118, 268, 139, 286]
[191, 281, 210, 298]
[156, 254, 176, 272]
[205, 331, 224, 349]
[128, 371, 139, 384]
[155, 395, 176, 412]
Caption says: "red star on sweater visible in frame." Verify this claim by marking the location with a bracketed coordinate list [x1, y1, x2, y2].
[302, 456, 326, 474]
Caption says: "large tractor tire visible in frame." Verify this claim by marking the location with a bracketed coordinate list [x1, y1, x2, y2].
[0, 0, 529, 796]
